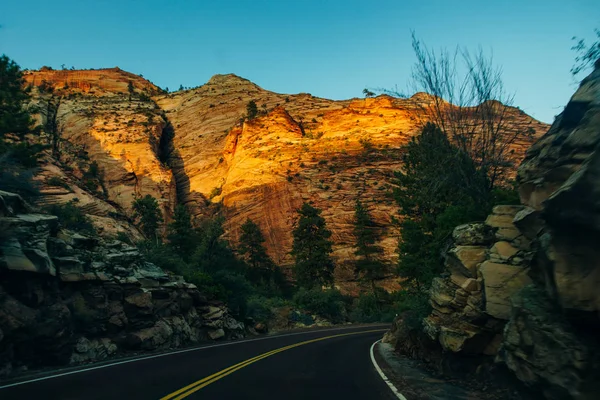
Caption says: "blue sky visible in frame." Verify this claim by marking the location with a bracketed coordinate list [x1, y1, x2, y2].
[1, 0, 598, 123]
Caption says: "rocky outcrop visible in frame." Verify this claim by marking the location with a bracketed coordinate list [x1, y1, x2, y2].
[0, 191, 244, 376]
[423, 205, 532, 356]
[496, 64, 600, 399]
[384, 64, 600, 399]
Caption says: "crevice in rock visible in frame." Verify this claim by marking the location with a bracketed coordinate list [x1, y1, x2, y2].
[157, 114, 191, 206]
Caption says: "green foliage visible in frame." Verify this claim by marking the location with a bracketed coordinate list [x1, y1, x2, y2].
[209, 186, 222, 199]
[246, 295, 289, 323]
[238, 218, 284, 293]
[291, 202, 335, 288]
[0, 143, 43, 199]
[141, 213, 258, 318]
[132, 195, 163, 239]
[127, 80, 134, 97]
[116, 231, 132, 244]
[246, 100, 258, 120]
[46, 201, 96, 234]
[167, 204, 196, 254]
[0, 55, 42, 198]
[47, 176, 67, 188]
[349, 289, 431, 327]
[292, 288, 347, 323]
[0, 55, 35, 138]
[353, 199, 386, 290]
[393, 123, 491, 289]
[138, 93, 152, 102]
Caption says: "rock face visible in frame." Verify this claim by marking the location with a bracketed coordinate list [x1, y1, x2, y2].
[498, 64, 600, 398]
[384, 64, 600, 399]
[423, 205, 531, 356]
[0, 191, 244, 376]
[22, 68, 547, 294]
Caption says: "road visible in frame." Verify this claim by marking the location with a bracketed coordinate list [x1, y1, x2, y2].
[0, 325, 398, 400]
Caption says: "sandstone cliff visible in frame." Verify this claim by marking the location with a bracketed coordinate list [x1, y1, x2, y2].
[383, 63, 600, 399]
[23, 68, 547, 293]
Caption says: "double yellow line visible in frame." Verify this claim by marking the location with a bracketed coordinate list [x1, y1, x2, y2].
[161, 328, 386, 400]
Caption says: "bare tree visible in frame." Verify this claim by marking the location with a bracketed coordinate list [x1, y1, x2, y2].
[392, 32, 534, 189]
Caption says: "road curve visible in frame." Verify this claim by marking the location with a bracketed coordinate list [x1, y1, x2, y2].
[0, 324, 397, 400]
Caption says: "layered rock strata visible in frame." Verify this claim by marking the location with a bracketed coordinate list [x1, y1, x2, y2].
[0, 191, 244, 376]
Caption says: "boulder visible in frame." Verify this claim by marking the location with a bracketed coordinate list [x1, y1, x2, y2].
[490, 241, 519, 261]
[500, 286, 600, 399]
[479, 261, 531, 320]
[446, 245, 487, 277]
[452, 223, 494, 246]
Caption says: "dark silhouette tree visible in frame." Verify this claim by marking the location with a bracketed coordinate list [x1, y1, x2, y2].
[393, 123, 490, 289]
[127, 80, 134, 102]
[291, 203, 335, 288]
[167, 204, 196, 254]
[238, 218, 274, 271]
[383, 33, 534, 190]
[0, 55, 35, 138]
[246, 100, 258, 120]
[132, 195, 163, 240]
[353, 199, 386, 294]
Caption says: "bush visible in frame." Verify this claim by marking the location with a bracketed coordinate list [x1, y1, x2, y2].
[388, 290, 431, 330]
[349, 292, 383, 323]
[293, 288, 346, 323]
[116, 231, 132, 244]
[246, 295, 289, 323]
[46, 201, 95, 234]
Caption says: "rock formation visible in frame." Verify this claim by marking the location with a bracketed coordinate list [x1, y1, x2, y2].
[22, 69, 547, 293]
[383, 64, 600, 399]
[0, 191, 244, 376]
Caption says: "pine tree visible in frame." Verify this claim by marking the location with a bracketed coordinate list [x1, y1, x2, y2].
[353, 199, 385, 293]
[246, 100, 258, 120]
[0, 55, 34, 138]
[238, 218, 284, 294]
[132, 195, 163, 240]
[167, 204, 196, 255]
[393, 123, 490, 288]
[291, 203, 335, 288]
[127, 80, 134, 102]
[239, 218, 273, 271]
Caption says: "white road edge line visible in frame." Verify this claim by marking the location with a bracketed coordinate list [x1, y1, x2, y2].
[370, 339, 408, 400]
[0, 324, 387, 390]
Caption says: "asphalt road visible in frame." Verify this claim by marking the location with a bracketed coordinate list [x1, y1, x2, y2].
[0, 324, 397, 400]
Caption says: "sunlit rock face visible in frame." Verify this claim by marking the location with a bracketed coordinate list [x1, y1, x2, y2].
[25, 69, 547, 293]
[24, 68, 176, 233]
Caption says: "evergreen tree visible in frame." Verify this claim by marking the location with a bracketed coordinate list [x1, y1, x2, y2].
[132, 195, 163, 240]
[0, 55, 34, 138]
[291, 203, 335, 288]
[393, 123, 491, 288]
[239, 218, 274, 271]
[0, 55, 41, 198]
[246, 100, 258, 120]
[353, 199, 385, 294]
[127, 80, 134, 101]
[167, 204, 197, 255]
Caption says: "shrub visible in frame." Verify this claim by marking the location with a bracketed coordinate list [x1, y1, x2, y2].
[46, 201, 96, 234]
[116, 231, 132, 244]
[293, 288, 346, 323]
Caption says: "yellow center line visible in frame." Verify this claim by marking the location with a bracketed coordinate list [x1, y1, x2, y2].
[160, 329, 387, 400]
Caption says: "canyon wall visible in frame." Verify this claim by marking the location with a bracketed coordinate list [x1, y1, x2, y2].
[22, 68, 547, 293]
